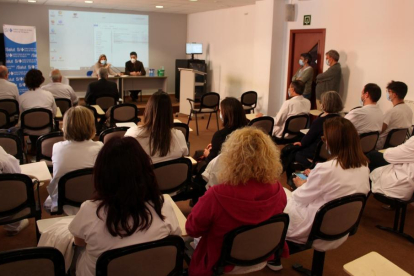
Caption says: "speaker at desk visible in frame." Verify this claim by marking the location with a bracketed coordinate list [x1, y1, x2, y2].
[285, 4, 296, 22]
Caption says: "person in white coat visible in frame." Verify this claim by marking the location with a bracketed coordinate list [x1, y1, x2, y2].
[370, 136, 414, 201]
[285, 117, 370, 250]
[0, 146, 29, 235]
[44, 106, 103, 213]
[69, 137, 181, 276]
[345, 83, 383, 134]
[125, 91, 188, 164]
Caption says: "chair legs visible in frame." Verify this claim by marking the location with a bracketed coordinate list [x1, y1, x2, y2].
[195, 113, 199, 136]
[292, 250, 325, 276]
[376, 203, 414, 243]
[206, 113, 212, 130]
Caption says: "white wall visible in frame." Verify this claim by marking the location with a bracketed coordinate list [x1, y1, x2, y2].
[0, 3, 187, 94]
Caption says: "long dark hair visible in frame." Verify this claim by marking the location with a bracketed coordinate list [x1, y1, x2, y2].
[221, 97, 248, 129]
[142, 91, 173, 157]
[93, 137, 164, 237]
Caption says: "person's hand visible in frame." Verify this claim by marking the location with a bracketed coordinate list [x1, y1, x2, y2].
[203, 148, 211, 158]
[303, 169, 311, 176]
[293, 176, 307, 187]
[256, 113, 263, 118]
[293, 142, 302, 146]
[137, 71, 142, 76]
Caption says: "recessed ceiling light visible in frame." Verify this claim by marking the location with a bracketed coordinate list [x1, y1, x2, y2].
[28, 0, 36, 2]
[190, 0, 198, 2]
[155, 5, 163, 8]
[85, 0, 93, 3]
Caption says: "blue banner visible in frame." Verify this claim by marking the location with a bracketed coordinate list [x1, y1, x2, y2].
[3, 24, 38, 95]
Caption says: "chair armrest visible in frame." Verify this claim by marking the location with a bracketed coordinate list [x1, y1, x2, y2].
[187, 98, 195, 102]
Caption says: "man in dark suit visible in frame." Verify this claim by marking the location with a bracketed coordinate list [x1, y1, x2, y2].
[125, 51, 146, 102]
[85, 68, 118, 106]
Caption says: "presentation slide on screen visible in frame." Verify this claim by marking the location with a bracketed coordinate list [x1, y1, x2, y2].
[49, 10, 149, 71]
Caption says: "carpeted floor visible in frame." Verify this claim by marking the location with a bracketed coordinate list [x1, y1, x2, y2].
[1, 100, 413, 275]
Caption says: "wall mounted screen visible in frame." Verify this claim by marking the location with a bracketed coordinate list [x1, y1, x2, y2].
[49, 10, 148, 70]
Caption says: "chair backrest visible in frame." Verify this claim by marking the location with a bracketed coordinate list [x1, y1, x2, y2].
[153, 158, 192, 195]
[306, 193, 367, 248]
[0, 133, 24, 164]
[20, 108, 53, 134]
[56, 168, 94, 215]
[96, 236, 184, 276]
[282, 114, 310, 138]
[214, 214, 289, 275]
[84, 105, 99, 133]
[54, 98, 72, 115]
[99, 127, 129, 144]
[173, 123, 189, 142]
[200, 92, 220, 110]
[248, 116, 274, 136]
[110, 103, 139, 123]
[241, 91, 258, 108]
[36, 131, 64, 162]
[96, 96, 116, 111]
[0, 174, 39, 226]
[359, 131, 379, 154]
[0, 99, 19, 117]
[0, 247, 66, 276]
[383, 128, 408, 149]
[0, 109, 10, 129]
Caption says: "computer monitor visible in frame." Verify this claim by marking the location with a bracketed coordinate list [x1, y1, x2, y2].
[186, 43, 203, 55]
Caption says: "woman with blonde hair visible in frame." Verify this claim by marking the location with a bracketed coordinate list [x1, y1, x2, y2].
[93, 54, 116, 77]
[44, 106, 103, 213]
[186, 127, 288, 276]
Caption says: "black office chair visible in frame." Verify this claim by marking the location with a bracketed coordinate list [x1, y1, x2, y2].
[0, 109, 10, 129]
[0, 132, 25, 164]
[383, 128, 408, 149]
[96, 236, 185, 276]
[109, 103, 140, 126]
[99, 127, 130, 144]
[54, 98, 72, 117]
[187, 92, 220, 135]
[173, 122, 190, 153]
[359, 131, 379, 154]
[96, 95, 118, 112]
[273, 114, 310, 144]
[84, 105, 101, 135]
[0, 99, 19, 127]
[289, 194, 367, 276]
[0, 247, 66, 276]
[241, 91, 258, 114]
[248, 116, 274, 136]
[36, 131, 64, 172]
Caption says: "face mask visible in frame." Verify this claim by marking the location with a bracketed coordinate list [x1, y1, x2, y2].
[299, 59, 304, 66]
[220, 112, 223, 122]
[359, 97, 364, 106]
[326, 143, 331, 155]
[288, 89, 292, 98]
[131, 58, 136, 63]
[325, 59, 330, 66]
[387, 93, 392, 101]
[100, 60, 106, 65]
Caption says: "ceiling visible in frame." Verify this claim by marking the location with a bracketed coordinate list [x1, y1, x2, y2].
[0, 0, 258, 14]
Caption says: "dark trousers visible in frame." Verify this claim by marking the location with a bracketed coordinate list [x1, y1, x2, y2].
[130, 90, 142, 100]
[366, 151, 389, 172]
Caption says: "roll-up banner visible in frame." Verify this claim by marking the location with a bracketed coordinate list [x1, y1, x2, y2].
[3, 24, 38, 95]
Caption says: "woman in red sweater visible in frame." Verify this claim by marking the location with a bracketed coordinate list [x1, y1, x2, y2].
[186, 127, 288, 276]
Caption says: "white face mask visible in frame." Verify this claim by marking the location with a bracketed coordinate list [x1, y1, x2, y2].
[299, 59, 304, 66]
[131, 58, 136, 63]
[220, 112, 223, 122]
[325, 59, 330, 66]
[387, 92, 392, 101]
[100, 60, 107, 65]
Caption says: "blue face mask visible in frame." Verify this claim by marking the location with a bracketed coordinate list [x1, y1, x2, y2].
[387, 93, 392, 101]
[100, 60, 107, 65]
[299, 59, 304, 66]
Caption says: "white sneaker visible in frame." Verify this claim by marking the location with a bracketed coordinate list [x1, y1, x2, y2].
[6, 219, 29, 236]
[267, 260, 283, 271]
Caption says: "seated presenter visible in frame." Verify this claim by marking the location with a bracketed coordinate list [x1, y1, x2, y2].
[125, 51, 146, 102]
[93, 54, 116, 77]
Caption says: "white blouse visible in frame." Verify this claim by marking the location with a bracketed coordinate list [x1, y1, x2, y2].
[125, 126, 188, 164]
[284, 159, 370, 250]
[68, 196, 181, 276]
[44, 140, 103, 213]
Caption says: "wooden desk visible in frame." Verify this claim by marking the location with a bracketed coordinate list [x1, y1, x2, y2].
[185, 156, 197, 166]
[20, 161, 52, 183]
[310, 109, 323, 117]
[121, 76, 168, 101]
[343, 251, 410, 276]
[116, 122, 136, 128]
[65, 76, 120, 99]
[246, 113, 258, 121]
[300, 129, 309, 135]
[378, 149, 386, 153]
[55, 107, 63, 119]
[91, 105, 105, 116]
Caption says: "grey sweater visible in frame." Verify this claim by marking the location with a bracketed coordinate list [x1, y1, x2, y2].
[292, 66, 314, 95]
[315, 63, 342, 100]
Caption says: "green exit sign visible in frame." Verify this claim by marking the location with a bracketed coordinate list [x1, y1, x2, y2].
[304, 15, 311, 25]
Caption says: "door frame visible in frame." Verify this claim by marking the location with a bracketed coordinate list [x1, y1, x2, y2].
[286, 29, 326, 100]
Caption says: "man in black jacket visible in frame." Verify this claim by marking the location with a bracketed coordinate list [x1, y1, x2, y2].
[125, 51, 146, 102]
[85, 67, 118, 106]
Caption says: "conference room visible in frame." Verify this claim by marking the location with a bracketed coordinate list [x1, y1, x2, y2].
[0, 0, 413, 275]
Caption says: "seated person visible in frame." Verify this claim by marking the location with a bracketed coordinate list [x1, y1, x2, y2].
[257, 80, 310, 139]
[285, 117, 370, 251]
[291, 91, 342, 169]
[0, 146, 29, 236]
[198, 97, 248, 163]
[19, 69, 57, 148]
[41, 69, 78, 106]
[69, 137, 181, 276]
[125, 91, 188, 164]
[376, 81, 413, 149]
[44, 106, 103, 213]
[369, 136, 414, 201]
[93, 54, 117, 77]
[186, 127, 288, 276]
[345, 83, 383, 134]
[84, 68, 118, 106]
[0, 65, 19, 101]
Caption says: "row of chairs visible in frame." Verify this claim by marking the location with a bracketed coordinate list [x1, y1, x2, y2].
[1, 193, 370, 276]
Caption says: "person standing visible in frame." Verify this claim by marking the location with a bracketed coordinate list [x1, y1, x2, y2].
[125, 51, 146, 102]
[292, 53, 314, 100]
[315, 50, 342, 109]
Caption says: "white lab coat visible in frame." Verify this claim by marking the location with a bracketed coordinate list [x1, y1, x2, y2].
[0, 78, 19, 101]
[344, 104, 383, 134]
[284, 159, 370, 251]
[371, 136, 414, 201]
